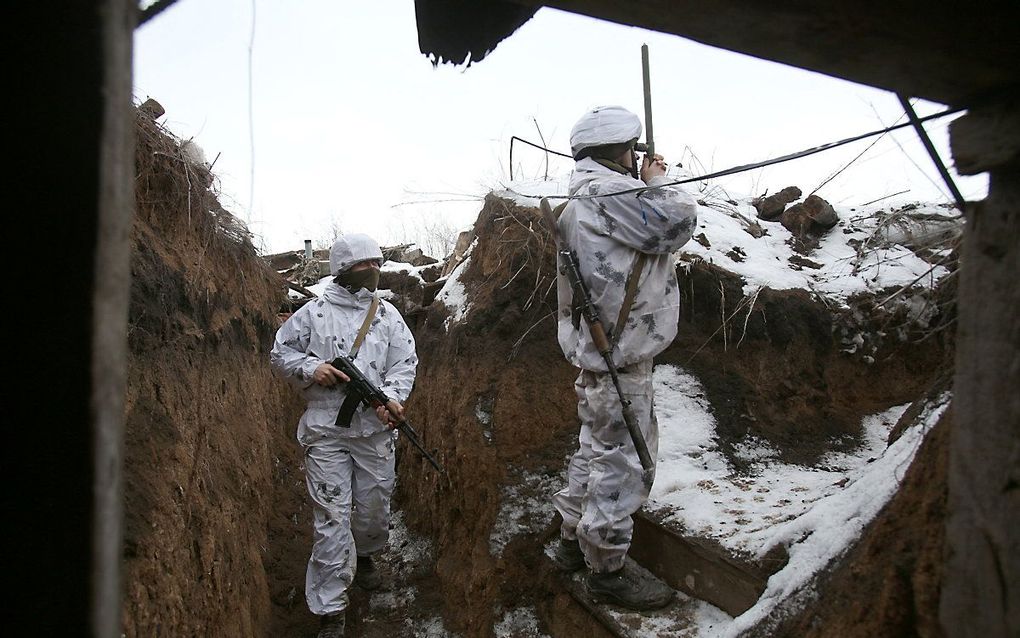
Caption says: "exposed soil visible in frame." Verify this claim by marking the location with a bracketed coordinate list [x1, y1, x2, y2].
[123, 108, 956, 637]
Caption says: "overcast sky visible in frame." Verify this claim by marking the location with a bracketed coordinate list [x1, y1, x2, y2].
[133, 1, 986, 256]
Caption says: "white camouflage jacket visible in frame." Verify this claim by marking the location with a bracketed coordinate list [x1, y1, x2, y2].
[556, 157, 698, 372]
[270, 283, 418, 444]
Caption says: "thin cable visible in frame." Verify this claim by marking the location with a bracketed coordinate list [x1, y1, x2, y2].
[510, 135, 572, 180]
[509, 105, 965, 201]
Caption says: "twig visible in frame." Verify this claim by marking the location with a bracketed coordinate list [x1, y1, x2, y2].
[735, 286, 763, 349]
[534, 117, 550, 181]
[508, 311, 556, 361]
[860, 189, 910, 207]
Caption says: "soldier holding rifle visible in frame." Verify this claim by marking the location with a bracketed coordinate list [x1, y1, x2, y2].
[270, 234, 419, 638]
[548, 104, 698, 610]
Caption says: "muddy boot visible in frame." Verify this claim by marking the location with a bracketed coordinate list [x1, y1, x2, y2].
[585, 560, 674, 611]
[354, 554, 382, 591]
[318, 611, 345, 638]
[552, 538, 586, 572]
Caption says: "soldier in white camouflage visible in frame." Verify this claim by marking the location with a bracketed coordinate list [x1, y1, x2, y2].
[270, 234, 418, 637]
[550, 105, 698, 610]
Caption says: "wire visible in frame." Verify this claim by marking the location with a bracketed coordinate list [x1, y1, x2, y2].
[508, 105, 965, 201]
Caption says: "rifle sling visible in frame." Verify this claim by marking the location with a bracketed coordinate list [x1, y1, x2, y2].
[349, 295, 379, 359]
[613, 253, 647, 348]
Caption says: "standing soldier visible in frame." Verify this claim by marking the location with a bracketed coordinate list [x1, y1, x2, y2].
[270, 234, 418, 638]
[550, 105, 698, 610]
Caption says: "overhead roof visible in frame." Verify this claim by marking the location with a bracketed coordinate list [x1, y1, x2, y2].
[415, 0, 1019, 106]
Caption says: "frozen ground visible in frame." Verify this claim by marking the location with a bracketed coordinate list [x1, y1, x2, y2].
[648, 365, 950, 637]
[498, 175, 958, 308]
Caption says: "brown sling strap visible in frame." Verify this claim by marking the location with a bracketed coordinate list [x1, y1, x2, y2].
[349, 295, 379, 359]
[613, 253, 647, 348]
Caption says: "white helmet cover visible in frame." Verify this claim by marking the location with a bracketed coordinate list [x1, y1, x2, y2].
[569, 105, 643, 159]
[329, 233, 384, 275]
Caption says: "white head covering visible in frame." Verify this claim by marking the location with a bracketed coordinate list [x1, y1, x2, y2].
[329, 233, 384, 275]
[569, 105, 643, 159]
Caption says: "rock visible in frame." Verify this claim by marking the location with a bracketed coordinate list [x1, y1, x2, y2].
[753, 186, 802, 220]
[382, 244, 439, 267]
[780, 202, 814, 237]
[803, 194, 839, 229]
[138, 98, 165, 119]
[782, 194, 840, 241]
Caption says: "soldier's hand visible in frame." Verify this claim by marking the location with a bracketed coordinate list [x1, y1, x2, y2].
[312, 363, 350, 387]
[640, 153, 667, 182]
[376, 399, 404, 428]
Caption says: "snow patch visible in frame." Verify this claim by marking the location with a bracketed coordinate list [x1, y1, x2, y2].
[494, 606, 548, 638]
[435, 240, 477, 330]
[645, 363, 949, 636]
[489, 470, 563, 557]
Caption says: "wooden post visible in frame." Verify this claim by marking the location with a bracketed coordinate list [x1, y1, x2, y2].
[942, 99, 1020, 637]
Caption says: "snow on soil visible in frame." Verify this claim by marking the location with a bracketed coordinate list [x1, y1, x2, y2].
[498, 175, 958, 307]
[649, 365, 911, 555]
[382, 259, 432, 283]
[494, 607, 550, 638]
[490, 469, 562, 557]
[649, 365, 951, 637]
[420, 179, 955, 635]
[434, 239, 477, 330]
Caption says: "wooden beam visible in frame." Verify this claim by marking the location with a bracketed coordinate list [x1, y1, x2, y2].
[950, 101, 1020, 175]
[516, 0, 1019, 105]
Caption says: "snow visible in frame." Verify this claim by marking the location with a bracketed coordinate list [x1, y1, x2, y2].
[381, 259, 430, 283]
[646, 364, 951, 636]
[434, 239, 478, 330]
[494, 607, 549, 638]
[490, 176, 957, 635]
[497, 174, 958, 307]
[489, 470, 562, 557]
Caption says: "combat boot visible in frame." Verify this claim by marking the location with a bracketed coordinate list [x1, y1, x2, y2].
[354, 554, 382, 591]
[551, 537, 586, 572]
[585, 559, 674, 610]
[318, 611, 344, 638]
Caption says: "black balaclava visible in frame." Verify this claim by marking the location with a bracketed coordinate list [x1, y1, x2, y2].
[335, 266, 380, 292]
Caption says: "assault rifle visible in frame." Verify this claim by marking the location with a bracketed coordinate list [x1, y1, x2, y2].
[540, 198, 655, 487]
[328, 351, 444, 473]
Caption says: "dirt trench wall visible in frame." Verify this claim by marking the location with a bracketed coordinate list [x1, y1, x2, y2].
[122, 113, 305, 637]
[663, 259, 952, 468]
[396, 195, 603, 637]
[397, 193, 953, 637]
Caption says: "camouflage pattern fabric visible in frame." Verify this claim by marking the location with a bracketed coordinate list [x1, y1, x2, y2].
[552, 360, 658, 573]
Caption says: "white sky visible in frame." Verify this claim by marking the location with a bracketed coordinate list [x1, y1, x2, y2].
[133, 0, 987, 256]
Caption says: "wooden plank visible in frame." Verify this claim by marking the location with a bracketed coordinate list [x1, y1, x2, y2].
[629, 510, 784, 616]
[949, 103, 1020, 174]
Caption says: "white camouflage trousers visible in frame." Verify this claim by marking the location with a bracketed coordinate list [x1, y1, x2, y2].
[303, 428, 396, 615]
[552, 359, 659, 573]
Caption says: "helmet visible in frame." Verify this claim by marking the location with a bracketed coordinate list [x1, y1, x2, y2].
[329, 234, 384, 275]
[569, 105, 642, 159]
